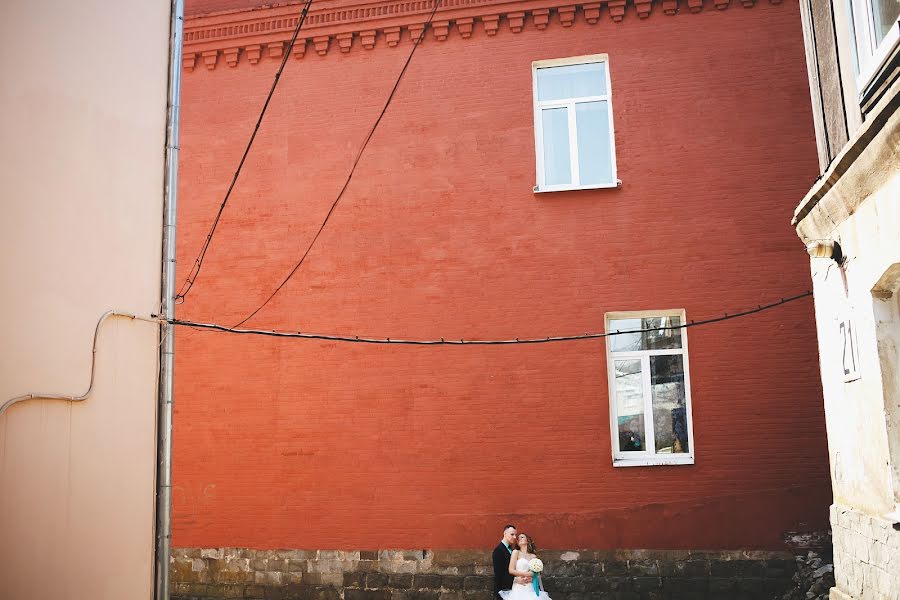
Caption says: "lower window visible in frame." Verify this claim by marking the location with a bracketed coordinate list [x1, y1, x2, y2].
[605, 311, 695, 467]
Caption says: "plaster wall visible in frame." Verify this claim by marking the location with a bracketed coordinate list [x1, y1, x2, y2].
[0, 1, 171, 598]
[800, 93, 900, 600]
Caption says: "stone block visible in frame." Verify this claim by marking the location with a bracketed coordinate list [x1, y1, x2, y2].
[256, 571, 283, 585]
[344, 571, 366, 588]
[301, 572, 342, 586]
[462, 575, 491, 591]
[345, 589, 392, 600]
[366, 572, 389, 589]
[268, 559, 288, 572]
[288, 559, 307, 573]
[707, 577, 736, 593]
[217, 569, 255, 583]
[355, 560, 377, 573]
[415, 573, 443, 589]
[573, 561, 603, 577]
[251, 559, 269, 571]
[603, 561, 629, 576]
[627, 560, 659, 576]
[581, 576, 609, 591]
[663, 577, 707, 595]
[391, 591, 438, 600]
[441, 575, 464, 589]
[605, 576, 630, 591]
[737, 577, 763, 592]
[630, 577, 661, 592]
[388, 574, 413, 589]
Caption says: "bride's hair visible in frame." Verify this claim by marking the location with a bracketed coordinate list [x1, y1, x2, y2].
[518, 532, 538, 555]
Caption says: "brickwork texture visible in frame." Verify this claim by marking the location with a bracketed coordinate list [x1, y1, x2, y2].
[174, 0, 831, 551]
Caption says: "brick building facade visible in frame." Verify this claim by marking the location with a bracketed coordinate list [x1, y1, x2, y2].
[173, 0, 833, 597]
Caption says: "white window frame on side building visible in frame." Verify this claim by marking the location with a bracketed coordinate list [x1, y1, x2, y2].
[532, 54, 618, 193]
[605, 310, 695, 467]
[847, 0, 899, 97]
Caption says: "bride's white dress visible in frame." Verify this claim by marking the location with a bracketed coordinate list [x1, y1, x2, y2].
[498, 557, 552, 600]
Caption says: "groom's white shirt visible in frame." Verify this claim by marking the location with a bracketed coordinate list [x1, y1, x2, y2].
[500, 540, 513, 554]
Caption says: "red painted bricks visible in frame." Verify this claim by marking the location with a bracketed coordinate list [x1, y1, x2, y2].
[173, 1, 831, 551]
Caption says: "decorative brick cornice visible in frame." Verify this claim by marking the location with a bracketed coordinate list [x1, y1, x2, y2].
[182, 0, 782, 69]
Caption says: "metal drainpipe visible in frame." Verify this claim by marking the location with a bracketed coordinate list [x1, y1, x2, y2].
[156, 0, 184, 599]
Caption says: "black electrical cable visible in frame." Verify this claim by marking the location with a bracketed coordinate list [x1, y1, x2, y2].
[232, 0, 444, 328]
[175, 0, 315, 303]
[171, 290, 813, 345]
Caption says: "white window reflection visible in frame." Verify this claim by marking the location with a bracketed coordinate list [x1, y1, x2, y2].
[606, 311, 694, 465]
[532, 56, 617, 191]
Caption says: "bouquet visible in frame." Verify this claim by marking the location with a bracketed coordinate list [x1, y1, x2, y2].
[528, 558, 543, 595]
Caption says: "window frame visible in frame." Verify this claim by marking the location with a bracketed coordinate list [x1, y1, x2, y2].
[847, 0, 900, 98]
[532, 54, 618, 193]
[605, 309, 696, 468]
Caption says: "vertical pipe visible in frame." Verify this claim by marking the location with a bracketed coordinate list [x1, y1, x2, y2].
[156, 0, 184, 599]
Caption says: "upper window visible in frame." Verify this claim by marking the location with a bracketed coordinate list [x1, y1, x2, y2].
[605, 311, 695, 467]
[532, 55, 617, 192]
[848, 0, 899, 94]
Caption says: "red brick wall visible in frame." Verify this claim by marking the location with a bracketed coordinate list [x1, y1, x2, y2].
[173, 1, 831, 550]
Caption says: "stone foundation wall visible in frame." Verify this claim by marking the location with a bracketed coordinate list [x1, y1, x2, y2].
[171, 547, 798, 600]
[830, 505, 900, 600]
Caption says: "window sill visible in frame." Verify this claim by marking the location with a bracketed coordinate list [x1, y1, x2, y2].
[613, 456, 694, 468]
[533, 180, 621, 193]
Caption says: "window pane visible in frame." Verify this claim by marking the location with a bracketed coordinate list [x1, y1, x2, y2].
[541, 107, 571, 186]
[537, 62, 607, 102]
[575, 101, 613, 185]
[614, 359, 645, 452]
[650, 354, 689, 453]
[609, 316, 683, 352]
[872, 0, 900, 43]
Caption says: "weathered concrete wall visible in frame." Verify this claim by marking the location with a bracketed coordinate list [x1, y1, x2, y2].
[170, 547, 798, 600]
[795, 81, 900, 600]
[0, 1, 171, 598]
[829, 506, 900, 600]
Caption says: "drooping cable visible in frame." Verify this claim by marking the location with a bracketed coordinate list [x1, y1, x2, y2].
[2, 292, 813, 416]
[175, 0, 315, 303]
[232, 0, 444, 328]
[174, 291, 813, 345]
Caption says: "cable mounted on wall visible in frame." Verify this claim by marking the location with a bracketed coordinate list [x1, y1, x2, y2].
[175, 0, 315, 304]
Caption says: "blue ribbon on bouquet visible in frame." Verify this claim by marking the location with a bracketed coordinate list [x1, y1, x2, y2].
[532, 571, 540, 596]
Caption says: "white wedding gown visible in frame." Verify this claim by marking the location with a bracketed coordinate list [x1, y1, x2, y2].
[498, 557, 552, 600]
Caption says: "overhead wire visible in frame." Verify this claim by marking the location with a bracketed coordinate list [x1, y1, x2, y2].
[173, 290, 813, 345]
[3, 292, 813, 415]
[175, 0, 315, 303]
[232, 0, 445, 328]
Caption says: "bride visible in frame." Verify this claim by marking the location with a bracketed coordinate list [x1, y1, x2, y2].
[499, 533, 552, 600]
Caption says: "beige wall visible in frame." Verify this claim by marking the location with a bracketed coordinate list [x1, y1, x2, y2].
[796, 82, 900, 599]
[0, 1, 171, 598]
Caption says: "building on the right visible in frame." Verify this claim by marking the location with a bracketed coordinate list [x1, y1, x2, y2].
[794, 2, 900, 599]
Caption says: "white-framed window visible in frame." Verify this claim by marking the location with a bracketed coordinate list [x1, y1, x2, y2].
[847, 0, 899, 95]
[532, 55, 617, 193]
[605, 311, 695, 467]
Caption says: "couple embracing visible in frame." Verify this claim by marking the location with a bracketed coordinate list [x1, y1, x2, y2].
[491, 524, 552, 600]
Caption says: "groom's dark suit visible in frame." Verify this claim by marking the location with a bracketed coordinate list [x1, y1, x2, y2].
[492, 542, 514, 599]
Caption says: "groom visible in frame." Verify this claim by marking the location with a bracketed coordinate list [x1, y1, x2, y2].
[492, 523, 530, 599]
